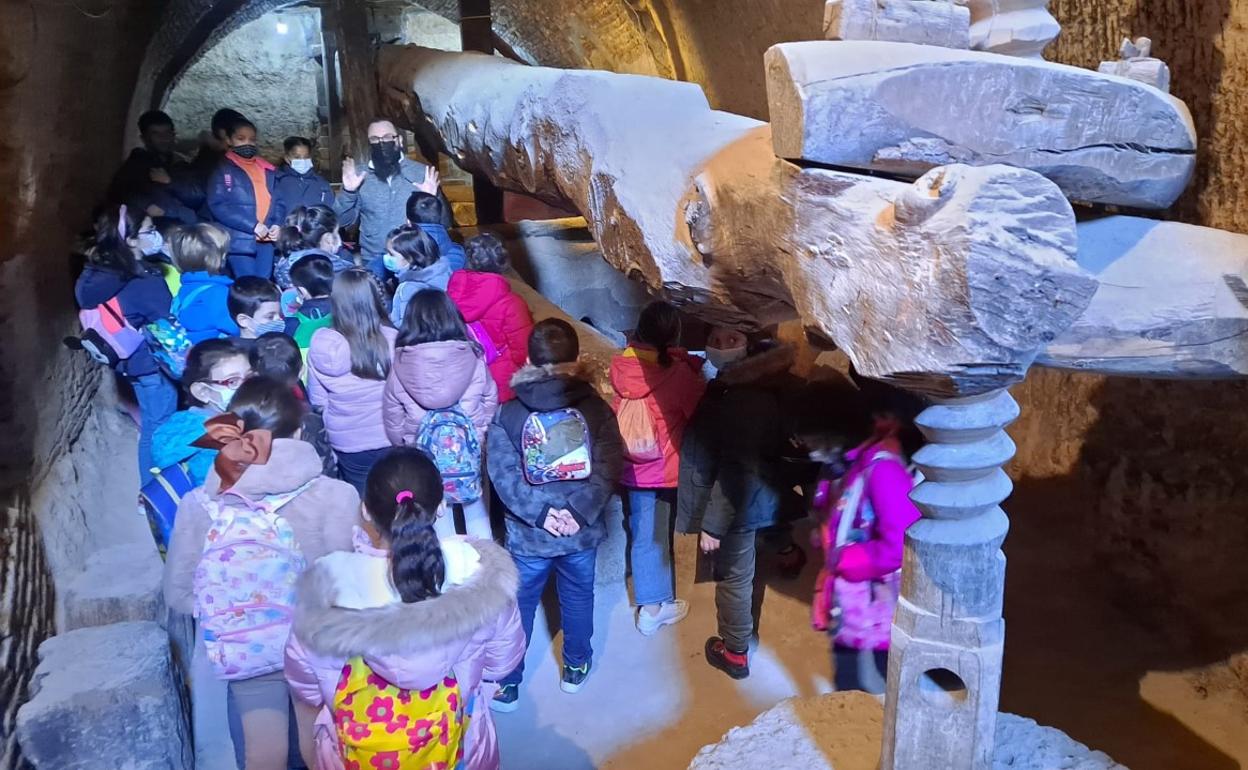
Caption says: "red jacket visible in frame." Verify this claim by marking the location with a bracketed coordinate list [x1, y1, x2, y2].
[609, 346, 706, 488]
[447, 271, 534, 402]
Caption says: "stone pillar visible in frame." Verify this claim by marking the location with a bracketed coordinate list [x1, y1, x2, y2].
[880, 389, 1018, 770]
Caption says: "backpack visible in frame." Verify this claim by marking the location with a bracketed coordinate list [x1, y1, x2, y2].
[334, 657, 468, 769]
[414, 408, 483, 504]
[466, 321, 501, 364]
[192, 482, 312, 680]
[145, 283, 213, 378]
[616, 397, 662, 463]
[139, 461, 195, 559]
[291, 310, 334, 351]
[521, 408, 593, 485]
[65, 297, 145, 368]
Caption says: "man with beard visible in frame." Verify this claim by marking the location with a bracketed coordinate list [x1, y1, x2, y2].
[108, 110, 201, 225]
[334, 119, 441, 278]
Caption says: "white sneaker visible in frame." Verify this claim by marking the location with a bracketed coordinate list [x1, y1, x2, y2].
[636, 599, 689, 636]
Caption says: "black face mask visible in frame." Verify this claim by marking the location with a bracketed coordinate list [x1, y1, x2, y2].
[233, 144, 259, 159]
[370, 142, 402, 178]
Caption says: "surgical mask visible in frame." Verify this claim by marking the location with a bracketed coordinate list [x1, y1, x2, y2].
[253, 318, 287, 337]
[290, 158, 313, 174]
[370, 143, 402, 177]
[706, 346, 747, 370]
[383, 254, 403, 274]
[206, 383, 240, 411]
[233, 144, 259, 159]
[137, 230, 164, 256]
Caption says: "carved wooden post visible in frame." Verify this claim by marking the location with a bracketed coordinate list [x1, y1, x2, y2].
[881, 388, 1019, 770]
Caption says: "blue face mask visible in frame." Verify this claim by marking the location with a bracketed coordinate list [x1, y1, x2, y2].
[383, 254, 403, 274]
[252, 318, 287, 337]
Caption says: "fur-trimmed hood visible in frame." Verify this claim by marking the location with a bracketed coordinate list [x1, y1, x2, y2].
[509, 362, 596, 412]
[293, 538, 518, 659]
[715, 343, 796, 387]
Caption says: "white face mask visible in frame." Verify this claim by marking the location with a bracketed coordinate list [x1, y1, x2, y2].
[290, 158, 314, 174]
[206, 383, 240, 411]
[706, 346, 747, 370]
[138, 230, 164, 256]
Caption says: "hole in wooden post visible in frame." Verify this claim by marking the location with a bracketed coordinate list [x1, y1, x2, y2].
[918, 668, 968, 707]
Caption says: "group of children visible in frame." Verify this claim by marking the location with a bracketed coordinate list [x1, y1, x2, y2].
[73, 108, 926, 770]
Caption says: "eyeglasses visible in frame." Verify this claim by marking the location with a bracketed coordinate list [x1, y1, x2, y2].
[207, 372, 251, 389]
[368, 134, 400, 145]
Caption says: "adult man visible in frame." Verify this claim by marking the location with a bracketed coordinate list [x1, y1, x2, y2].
[334, 118, 440, 276]
[108, 110, 201, 224]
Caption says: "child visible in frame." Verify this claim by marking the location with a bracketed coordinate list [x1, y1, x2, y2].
[486, 319, 623, 709]
[273, 205, 355, 289]
[273, 137, 333, 214]
[151, 337, 254, 487]
[169, 222, 237, 343]
[677, 326, 797, 680]
[284, 447, 525, 770]
[812, 379, 922, 694]
[384, 225, 452, 327]
[163, 376, 359, 770]
[284, 253, 335, 351]
[610, 301, 706, 636]
[446, 232, 534, 402]
[251, 331, 337, 478]
[73, 205, 177, 484]
[406, 191, 466, 271]
[307, 269, 397, 494]
[383, 290, 498, 540]
[227, 276, 284, 339]
[207, 117, 286, 278]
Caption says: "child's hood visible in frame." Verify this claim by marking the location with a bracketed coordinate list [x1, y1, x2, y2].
[447, 271, 510, 322]
[179, 272, 234, 288]
[204, 438, 324, 498]
[391, 340, 480, 409]
[511, 362, 596, 412]
[398, 258, 452, 290]
[75, 265, 129, 308]
[310, 326, 396, 378]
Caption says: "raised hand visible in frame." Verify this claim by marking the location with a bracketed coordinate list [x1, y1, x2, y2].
[414, 165, 440, 195]
[342, 158, 366, 192]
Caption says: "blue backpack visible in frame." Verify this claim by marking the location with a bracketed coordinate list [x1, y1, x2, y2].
[145, 284, 211, 379]
[140, 462, 196, 559]
[415, 407, 483, 505]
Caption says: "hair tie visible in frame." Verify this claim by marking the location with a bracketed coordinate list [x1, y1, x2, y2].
[192, 414, 274, 491]
[117, 204, 129, 239]
[395, 490, 414, 504]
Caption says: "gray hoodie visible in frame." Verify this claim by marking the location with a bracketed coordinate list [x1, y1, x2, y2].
[333, 157, 431, 258]
[390, 258, 454, 327]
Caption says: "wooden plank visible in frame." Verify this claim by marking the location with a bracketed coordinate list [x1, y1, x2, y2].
[459, 0, 505, 224]
[326, 0, 379, 163]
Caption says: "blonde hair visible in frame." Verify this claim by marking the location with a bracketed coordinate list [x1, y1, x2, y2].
[171, 223, 230, 274]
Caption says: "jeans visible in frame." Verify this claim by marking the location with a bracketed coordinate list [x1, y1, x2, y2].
[626, 487, 676, 606]
[714, 529, 758, 652]
[228, 243, 275, 280]
[501, 548, 597, 686]
[433, 498, 492, 541]
[336, 447, 390, 495]
[833, 644, 889, 694]
[365, 254, 389, 281]
[132, 372, 178, 486]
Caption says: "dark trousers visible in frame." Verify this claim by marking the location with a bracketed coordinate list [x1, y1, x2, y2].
[714, 529, 758, 653]
[501, 548, 597, 686]
[833, 644, 889, 694]
[228, 242, 275, 279]
[336, 447, 390, 496]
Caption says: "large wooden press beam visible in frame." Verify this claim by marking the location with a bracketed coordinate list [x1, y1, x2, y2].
[379, 45, 1095, 397]
[325, 0, 380, 162]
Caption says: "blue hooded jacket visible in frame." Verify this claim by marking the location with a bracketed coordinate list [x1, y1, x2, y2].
[151, 407, 218, 483]
[207, 154, 287, 256]
[274, 164, 334, 213]
[74, 263, 172, 377]
[175, 272, 237, 343]
[416, 222, 466, 272]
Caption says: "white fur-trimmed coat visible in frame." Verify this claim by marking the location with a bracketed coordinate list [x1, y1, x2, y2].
[284, 534, 524, 770]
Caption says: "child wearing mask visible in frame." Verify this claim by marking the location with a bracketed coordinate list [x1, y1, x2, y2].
[384, 225, 451, 328]
[406, 191, 465, 271]
[274, 137, 333, 214]
[208, 118, 286, 279]
[284, 447, 525, 770]
[284, 253, 335, 353]
[164, 377, 359, 770]
[151, 338, 254, 487]
[73, 205, 177, 485]
[228, 276, 285, 339]
[273, 205, 354, 290]
[383, 289, 498, 540]
[170, 223, 237, 343]
[251, 332, 337, 478]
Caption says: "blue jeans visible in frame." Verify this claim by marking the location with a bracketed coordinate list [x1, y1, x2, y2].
[501, 548, 597, 686]
[336, 447, 390, 495]
[132, 372, 178, 486]
[626, 487, 677, 606]
[227, 242, 275, 279]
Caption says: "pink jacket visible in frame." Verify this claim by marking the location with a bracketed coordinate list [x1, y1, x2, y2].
[609, 346, 707, 488]
[447, 271, 534, 403]
[825, 439, 921, 583]
[383, 340, 498, 446]
[307, 326, 398, 453]
[285, 536, 525, 770]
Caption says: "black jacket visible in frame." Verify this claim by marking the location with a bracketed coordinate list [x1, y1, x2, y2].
[487, 363, 623, 558]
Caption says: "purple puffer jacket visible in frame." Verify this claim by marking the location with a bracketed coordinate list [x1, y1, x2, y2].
[307, 326, 398, 453]
[284, 534, 524, 770]
[382, 340, 498, 446]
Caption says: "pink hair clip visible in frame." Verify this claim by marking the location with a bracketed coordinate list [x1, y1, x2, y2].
[395, 490, 414, 504]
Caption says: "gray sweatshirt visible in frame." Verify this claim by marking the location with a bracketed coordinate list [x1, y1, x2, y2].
[333, 158, 430, 258]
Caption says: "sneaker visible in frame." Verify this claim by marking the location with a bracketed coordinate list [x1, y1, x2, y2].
[636, 599, 690, 636]
[705, 637, 750, 680]
[490, 683, 520, 713]
[560, 662, 591, 693]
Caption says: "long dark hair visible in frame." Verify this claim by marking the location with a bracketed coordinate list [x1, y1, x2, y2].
[88, 205, 144, 276]
[634, 300, 681, 367]
[397, 289, 473, 349]
[364, 447, 445, 603]
[386, 225, 440, 269]
[330, 269, 392, 380]
[278, 205, 338, 257]
[227, 376, 305, 438]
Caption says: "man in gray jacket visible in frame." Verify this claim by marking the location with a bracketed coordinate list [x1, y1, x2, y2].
[334, 118, 440, 277]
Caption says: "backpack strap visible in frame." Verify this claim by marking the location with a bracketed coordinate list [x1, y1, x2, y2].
[172, 284, 215, 317]
[100, 297, 129, 329]
[833, 451, 904, 549]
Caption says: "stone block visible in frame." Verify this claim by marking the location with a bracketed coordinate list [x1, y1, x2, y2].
[16, 621, 192, 770]
[1098, 58, 1171, 93]
[766, 40, 1196, 209]
[965, 0, 1059, 58]
[824, 0, 970, 49]
[62, 543, 164, 631]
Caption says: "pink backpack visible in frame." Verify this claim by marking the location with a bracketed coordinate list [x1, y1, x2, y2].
[616, 397, 663, 463]
[192, 482, 312, 680]
[68, 297, 145, 368]
[467, 320, 502, 364]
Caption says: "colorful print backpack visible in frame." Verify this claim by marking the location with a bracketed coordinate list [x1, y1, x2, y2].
[192, 482, 312, 680]
[615, 397, 662, 463]
[334, 658, 468, 770]
[520, 408, 592, 485]
[415, 408, 483, 505]
[143, 316, 195, 379]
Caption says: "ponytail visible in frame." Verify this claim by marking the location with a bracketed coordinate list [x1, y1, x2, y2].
[387, 495, 445, 603]
[634, 300, 681, 369]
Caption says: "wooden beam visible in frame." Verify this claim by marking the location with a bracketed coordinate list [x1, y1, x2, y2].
[317, 10, 344, 178]
[459, 0, 505, 224]
[325, 0, 380, 163]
